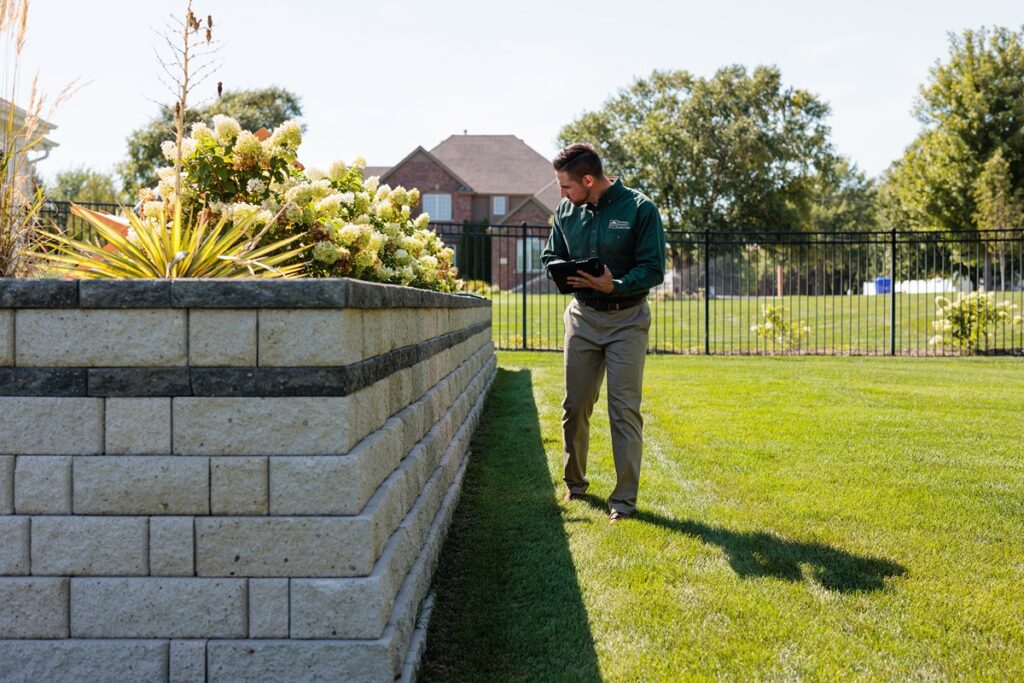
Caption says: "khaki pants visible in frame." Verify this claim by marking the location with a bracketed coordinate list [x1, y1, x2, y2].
[562, 298, 651, 514]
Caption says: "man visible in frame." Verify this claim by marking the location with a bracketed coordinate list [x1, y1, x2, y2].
[541, 143, 665, 522]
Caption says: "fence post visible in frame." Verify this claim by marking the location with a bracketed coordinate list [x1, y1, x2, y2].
[890, 227, 897, 356]
[704, 228, 710, 355]
[521, 222, 528, 351]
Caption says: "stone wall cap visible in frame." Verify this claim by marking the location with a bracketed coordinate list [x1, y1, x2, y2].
[0, 278, 491, 309]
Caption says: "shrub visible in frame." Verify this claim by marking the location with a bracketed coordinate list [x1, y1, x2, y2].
[751, 304, 809, 351]
[144, 117, 461, 292]
[929, 290, 1021, 352]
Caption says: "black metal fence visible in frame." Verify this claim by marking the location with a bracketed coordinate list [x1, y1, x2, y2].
[433, 222, 1024, 356]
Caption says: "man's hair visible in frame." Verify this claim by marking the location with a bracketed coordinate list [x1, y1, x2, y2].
[552, 143, 604, 181]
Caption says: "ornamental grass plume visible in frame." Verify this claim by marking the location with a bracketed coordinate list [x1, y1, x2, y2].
[0, 0, 77, 277]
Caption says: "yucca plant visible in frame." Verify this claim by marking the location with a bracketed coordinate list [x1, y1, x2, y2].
[36, 203, 309, 278]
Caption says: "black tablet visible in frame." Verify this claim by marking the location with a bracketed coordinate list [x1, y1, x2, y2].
[546, 258, 604, 294]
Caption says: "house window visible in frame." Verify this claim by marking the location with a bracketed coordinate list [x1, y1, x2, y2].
[422, 193, 452, 221]
[516, 237, 544, 273]
[492, 195, 507, 216]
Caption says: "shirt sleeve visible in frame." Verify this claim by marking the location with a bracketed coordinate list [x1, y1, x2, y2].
[540, 211, 569, 279]
[612, 201, 666, 295]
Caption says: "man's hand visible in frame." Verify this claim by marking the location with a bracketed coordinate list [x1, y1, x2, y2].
[566, 265, 614, 294]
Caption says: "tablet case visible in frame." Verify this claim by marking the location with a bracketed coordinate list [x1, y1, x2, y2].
[546, 258, 604, 294]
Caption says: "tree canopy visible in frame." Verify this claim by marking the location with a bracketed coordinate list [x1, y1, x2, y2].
[880, 26, 1024, 233]
[558, 66, 840, 243]
[46, 166, 127, 204]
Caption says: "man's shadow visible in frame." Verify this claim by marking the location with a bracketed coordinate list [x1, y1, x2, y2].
[578, 494, 906, 593]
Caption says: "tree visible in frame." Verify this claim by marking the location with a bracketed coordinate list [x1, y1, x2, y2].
[46, 167, 126, 204]
[558, 66, 837, 296]
[974, 148, 1024, 291]
[880, 26, 1024, 236]
[117, 86, 303, 194]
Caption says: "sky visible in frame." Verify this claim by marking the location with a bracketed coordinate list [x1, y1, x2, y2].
[17, 0, 1024, 185]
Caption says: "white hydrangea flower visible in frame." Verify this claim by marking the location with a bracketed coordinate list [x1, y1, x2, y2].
[142, 201, 165, 219]
[352, 155, 367, 170]
[363, 176, 379, 194]
[315, 193, 344, 215]
[160, 141, 178, 162]
[414, 213, 430, 230]
[246, 178, 267, 195]
[180, 138, 198, 158]
[312, 241, 341, 265]
[213, 115, 242, 142]
[328, 160, 348, 181]
[233, 131, 264, 160]
[190, 122, 216, 144]
[374, 184, 392, 202]
[338, 191, 355, 205]
[268, 120, 302, 151]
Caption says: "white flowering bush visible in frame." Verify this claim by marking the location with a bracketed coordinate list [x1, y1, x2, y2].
[751, 305, 809, 351]
[928, 290, 1021, 352]
[141, 116, 461, 291]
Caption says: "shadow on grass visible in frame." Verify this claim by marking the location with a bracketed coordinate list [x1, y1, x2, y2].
[420, 368, 601, 683]
[579, 494, 906, 593]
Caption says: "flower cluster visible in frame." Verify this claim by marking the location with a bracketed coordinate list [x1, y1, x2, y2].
[928, 290, 1021, 352]
[141, 116, 460, 291]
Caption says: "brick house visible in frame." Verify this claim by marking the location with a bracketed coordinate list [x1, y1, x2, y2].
[369, 135, 560, 290]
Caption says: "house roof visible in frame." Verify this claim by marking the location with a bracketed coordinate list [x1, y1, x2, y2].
[362, 166, 391, 178]
[429, 135, 553, 196]
[379, 145, 474, 192]
[0, 98, 59, 151]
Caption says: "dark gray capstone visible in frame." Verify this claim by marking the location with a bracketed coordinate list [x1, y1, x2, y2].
[0, 279, 78, 308]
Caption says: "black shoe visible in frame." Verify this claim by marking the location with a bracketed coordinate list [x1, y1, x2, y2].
[609, 509, 633, 522]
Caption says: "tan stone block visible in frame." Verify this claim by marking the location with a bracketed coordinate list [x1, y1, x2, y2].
[70, 577, 246, 638]
[189, 309, 257, 366]
[212, 457, 267, 514]
[249, 578, 288, 638]
[74, 456, 209, 515]
[0, 398, 103, 455]
[105, 398, 171, 455]
[14, 455, 71, 514]
[173, 396, 354, 456]
[0, 456, 12, 514]
[31, 517, 147, 575]
[0, 517, 29, 574]
[0, 310, 12, 366]
[150, 517, 195, 577]
[15, 309, 186, 366]
[196, 517, 375, 577]
[258, 309, 363, 366]
[0, 577, 68, 637]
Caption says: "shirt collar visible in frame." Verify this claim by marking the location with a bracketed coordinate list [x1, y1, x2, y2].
[586, 177, 624, 211]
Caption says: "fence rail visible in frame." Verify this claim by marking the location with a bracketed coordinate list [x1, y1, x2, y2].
[40, 204, 1023, 356]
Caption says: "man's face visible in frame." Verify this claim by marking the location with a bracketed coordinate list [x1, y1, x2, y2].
[556, 170, 593, 207]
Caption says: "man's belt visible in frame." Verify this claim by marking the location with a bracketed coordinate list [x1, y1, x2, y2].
[577, 296, 645, 312]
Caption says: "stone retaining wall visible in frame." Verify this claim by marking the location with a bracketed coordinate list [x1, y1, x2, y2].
[0, 278, 495, 682]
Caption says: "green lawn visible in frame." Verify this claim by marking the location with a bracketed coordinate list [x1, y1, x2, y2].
[420, 351, 1024, 681]
[487, 291, 1024, 355]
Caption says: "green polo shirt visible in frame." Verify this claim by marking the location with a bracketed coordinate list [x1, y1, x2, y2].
[541, 178, 666, 302]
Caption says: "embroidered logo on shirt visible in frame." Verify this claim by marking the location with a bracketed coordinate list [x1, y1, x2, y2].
[608, 220, 631, 230]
